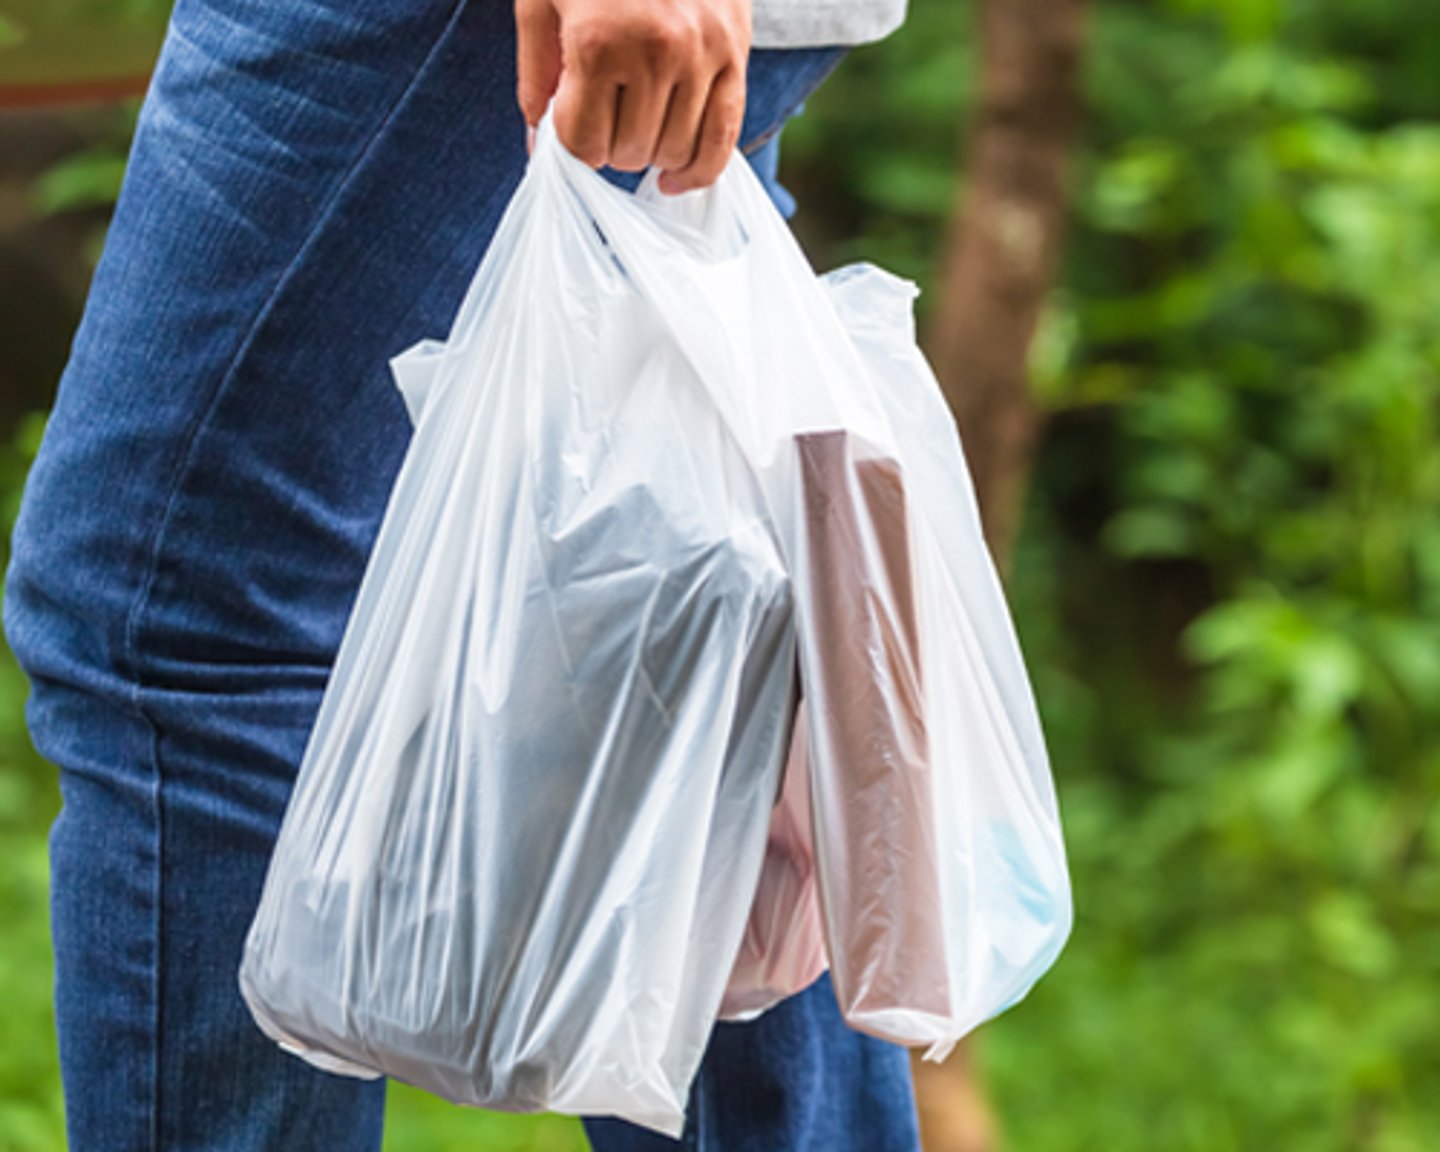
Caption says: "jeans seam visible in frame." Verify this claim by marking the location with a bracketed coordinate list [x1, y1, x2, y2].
[145, 716, 165, 1152]
[118, 0, 468, 716]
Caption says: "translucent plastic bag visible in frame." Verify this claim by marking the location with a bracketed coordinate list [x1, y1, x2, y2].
[240, 113, 1071, 1134]
[720, 265, 1073, 1056]
[240, 124, 803, 1136]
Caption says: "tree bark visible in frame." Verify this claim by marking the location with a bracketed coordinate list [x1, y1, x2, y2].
[926, 0, 1089, 572]
[913, 1, 1088, 1150]
[912, 1040, 1000, 1152]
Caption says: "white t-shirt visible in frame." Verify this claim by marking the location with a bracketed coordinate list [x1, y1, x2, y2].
[752, 0, 908, 47]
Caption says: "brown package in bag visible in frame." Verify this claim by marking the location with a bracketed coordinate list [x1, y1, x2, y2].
[794, 429, 952, 1026]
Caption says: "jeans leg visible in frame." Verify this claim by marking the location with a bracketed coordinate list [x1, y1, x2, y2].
[40, 677, 389, 1151]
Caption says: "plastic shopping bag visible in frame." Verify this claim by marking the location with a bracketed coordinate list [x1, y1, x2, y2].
[840, 267, 1075, 1053]
[720, 263, 1073, 1055]
[241, 109, 1072, 1134]
[240, 123, 805, 1136]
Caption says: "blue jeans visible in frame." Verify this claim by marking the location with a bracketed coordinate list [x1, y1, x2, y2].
[3, 0, 921, 1149]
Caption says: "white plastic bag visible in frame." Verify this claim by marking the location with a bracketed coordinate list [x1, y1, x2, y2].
[720, 264, 1073, 1056]
[240, 123, 802, 1136]
[241, 113, 1071, 1134]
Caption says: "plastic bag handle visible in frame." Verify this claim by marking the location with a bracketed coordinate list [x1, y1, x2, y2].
[532, 109, 757, 265]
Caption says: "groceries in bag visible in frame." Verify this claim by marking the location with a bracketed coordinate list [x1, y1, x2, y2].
[241, 114, 1072, 1134]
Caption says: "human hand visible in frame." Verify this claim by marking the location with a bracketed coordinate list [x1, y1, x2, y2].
[515, 0, 751, 194]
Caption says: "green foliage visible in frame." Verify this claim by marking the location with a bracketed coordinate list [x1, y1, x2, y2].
[0, 0, 168, 86]
[781, 0, 976, 287]
[382, 1086, 588, 1152]
[0, 766, 63, 1152]
[0, 419, 64, 1152]
[31, 150, 127, 216]
[1028, 0, 1440, 1142]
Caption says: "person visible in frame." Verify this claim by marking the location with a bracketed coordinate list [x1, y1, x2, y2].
[3, 0, 921, 1149]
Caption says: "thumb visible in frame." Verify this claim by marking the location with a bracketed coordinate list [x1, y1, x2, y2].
[515, 0, 562, 128]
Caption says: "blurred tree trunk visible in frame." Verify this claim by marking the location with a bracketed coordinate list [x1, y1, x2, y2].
[912, 0, 1088, 1149]
[926, 0, 1089, 574]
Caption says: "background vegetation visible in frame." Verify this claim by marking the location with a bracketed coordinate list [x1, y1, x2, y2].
[3, 0, 1438, 1149]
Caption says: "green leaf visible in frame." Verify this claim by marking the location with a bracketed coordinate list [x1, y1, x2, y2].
[31, 152, 127, 216]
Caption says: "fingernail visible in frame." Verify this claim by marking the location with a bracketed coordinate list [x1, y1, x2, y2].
[526, 124, 537, 155]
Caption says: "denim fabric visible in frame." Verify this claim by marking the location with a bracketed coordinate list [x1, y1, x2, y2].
[4, 1, 920, 1150]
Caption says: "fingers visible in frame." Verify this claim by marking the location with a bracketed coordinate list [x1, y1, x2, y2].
[526, 0, 748, 189]
[553, 61, 619, 168]
[557, 8, 688, 173]
[610, 76, 670, 172]
[515, 0, 562, 129]
[658, 65, 745, 194]
[653, 78, 707, 173]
